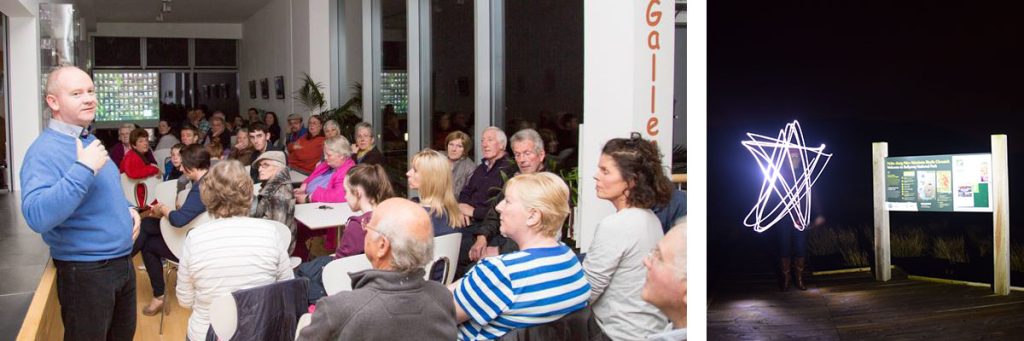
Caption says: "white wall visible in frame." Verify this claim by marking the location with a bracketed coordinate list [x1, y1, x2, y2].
[240, 0, 296, 118]
[2, 0, 43, 192]
[342, 0, 362, 103]
[94, 22, 242, 39]
[239, 0, 342, 122]
[579, 0, 675, 251]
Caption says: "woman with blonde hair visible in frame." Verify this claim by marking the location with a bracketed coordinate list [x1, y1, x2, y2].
[176, 160, 293, 341]
[408, 149, 467, 235]
[450, 172, 590, 340]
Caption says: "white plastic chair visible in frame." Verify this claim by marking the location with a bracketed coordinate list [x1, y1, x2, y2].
[156, 212, 211, 334]
[153, 180, 177, 208]
[322, 255, 373, 295]
[295, 313, 312, 340]
[426, 233, 462, 285]
[153, 149, 171, 168]
[209, 294, 238, 340]
[120, 173, 160, 207]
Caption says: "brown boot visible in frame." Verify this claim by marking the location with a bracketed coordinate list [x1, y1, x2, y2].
[794, 257, 807, 290]
[780, 257, 791, 291]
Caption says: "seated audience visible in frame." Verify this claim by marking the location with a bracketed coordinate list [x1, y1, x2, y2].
[468, 128, 555, 260]
[446, 131, 476, 197]
[323, 119, 341, 139]
[163, 143, 185, 181]
[288, 114, 326, 174]
[119, 128, 160, 207]
[265, 111, 283, 147]
[294, 136, 357, 256]
[294, 163, 394, 304]
[229, 126, 256, 165]
[286, 113, 309, 144]
[408, 149, 467, 281]
[247, 107, 261, 126]
[653, 189, 688, 233]
[232, 115, 248, 132]
[452, 173, 590, 340]
[247, 121, 286, 183]
[643, 220, 687, 341]
[202, 115, 232, 147]
[251, 151, 296, 253]
[177, 160, 294, 341]
[206, 140, 225, 166]
[180, 124, 200, 146]
[110, 123, 135, 167]
[154, 119, 179, 151]
[352, 122, 384, 165]
[298, 198, 457, 340]
[585, 135, 673, 340]
[455, 126, 516, 277]
[132, 144, 210, 316]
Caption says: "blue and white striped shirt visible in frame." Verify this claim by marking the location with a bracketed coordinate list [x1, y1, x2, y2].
[454, 243, 590, 340]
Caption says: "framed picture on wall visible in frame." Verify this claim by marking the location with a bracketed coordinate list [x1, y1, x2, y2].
[202, 85, 210, 99]
[249, 80, 257, 99]
[275, 76, 285, 99]
[260, 78, 269, 99]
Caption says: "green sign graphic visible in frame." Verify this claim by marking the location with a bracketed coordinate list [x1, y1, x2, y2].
[884, 154, 992, 212]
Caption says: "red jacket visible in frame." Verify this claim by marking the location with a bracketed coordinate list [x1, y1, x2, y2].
[119, 150, 159, 179]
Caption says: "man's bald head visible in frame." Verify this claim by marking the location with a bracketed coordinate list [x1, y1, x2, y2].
[46, 66, 90, 96]
[45, 66, 97, 127]
[371, 198, 434, 274]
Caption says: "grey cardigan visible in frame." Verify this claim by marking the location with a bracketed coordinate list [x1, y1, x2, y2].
[297, 268, 457, 341]
[451, 157, 477, 198]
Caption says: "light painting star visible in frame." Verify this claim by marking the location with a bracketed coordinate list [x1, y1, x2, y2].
[742, 120, 832, 232]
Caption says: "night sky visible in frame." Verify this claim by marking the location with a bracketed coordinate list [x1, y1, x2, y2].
[708, 1, 1024, 271]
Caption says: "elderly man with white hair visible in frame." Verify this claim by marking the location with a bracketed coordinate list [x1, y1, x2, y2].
[454, 126, 518, 277]
[643, 220, 687, 340]
[298, 198, 457, 340]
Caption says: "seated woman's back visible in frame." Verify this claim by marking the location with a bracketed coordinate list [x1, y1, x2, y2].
[454, 243, 589, 340]
[177, 217, 293, 341]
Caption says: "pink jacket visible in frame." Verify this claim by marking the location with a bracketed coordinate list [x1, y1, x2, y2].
[303, 158, 356, 203]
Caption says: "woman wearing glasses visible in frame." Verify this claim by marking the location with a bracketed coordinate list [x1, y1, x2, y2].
[294, 164, 395, 305]
[585, 135, 675, 340]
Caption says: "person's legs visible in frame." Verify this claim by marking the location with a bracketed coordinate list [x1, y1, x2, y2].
[454, 226, 480, 280]
[132, 217, 161, 256]
[141, 235, 178, 315]
[54, 256, 137, 341]
[794, 230, 808, 290]
[778, 228, 793, 291]
[107, 256, 137, 340]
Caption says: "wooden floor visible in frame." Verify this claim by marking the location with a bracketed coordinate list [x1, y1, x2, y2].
[708, 269, 1024, 340]
[131, 255, 192, 341]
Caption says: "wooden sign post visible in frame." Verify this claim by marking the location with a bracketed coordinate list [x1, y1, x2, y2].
[872, 142, 891, 282]
[992, 135, 1010, 295]
[872, 135, 1010, 295]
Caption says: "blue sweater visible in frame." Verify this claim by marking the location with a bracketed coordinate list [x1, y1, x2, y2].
[20, 128, 133, 261]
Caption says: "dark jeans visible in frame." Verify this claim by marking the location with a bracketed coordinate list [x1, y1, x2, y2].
[136, 217, 178, 297]
[53, 255, 136, 341]
[294, 255, 335, 305]
[454, 227, 481, 280]
[778, 226, 807, 258]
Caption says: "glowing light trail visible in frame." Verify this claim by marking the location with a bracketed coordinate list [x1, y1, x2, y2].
[742, 120, 832, 232]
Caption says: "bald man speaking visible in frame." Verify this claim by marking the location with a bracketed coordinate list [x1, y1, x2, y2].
[21, 66, 141, 340]
[299, 198, 457, 340]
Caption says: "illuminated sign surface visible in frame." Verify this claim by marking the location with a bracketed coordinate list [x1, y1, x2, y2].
[884, 154, 992, 212]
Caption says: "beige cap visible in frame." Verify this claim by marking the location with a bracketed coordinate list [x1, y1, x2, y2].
[252, 151, 287, 167]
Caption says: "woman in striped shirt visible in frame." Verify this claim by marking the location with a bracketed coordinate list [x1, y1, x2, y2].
[450, 172, 590, 340]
